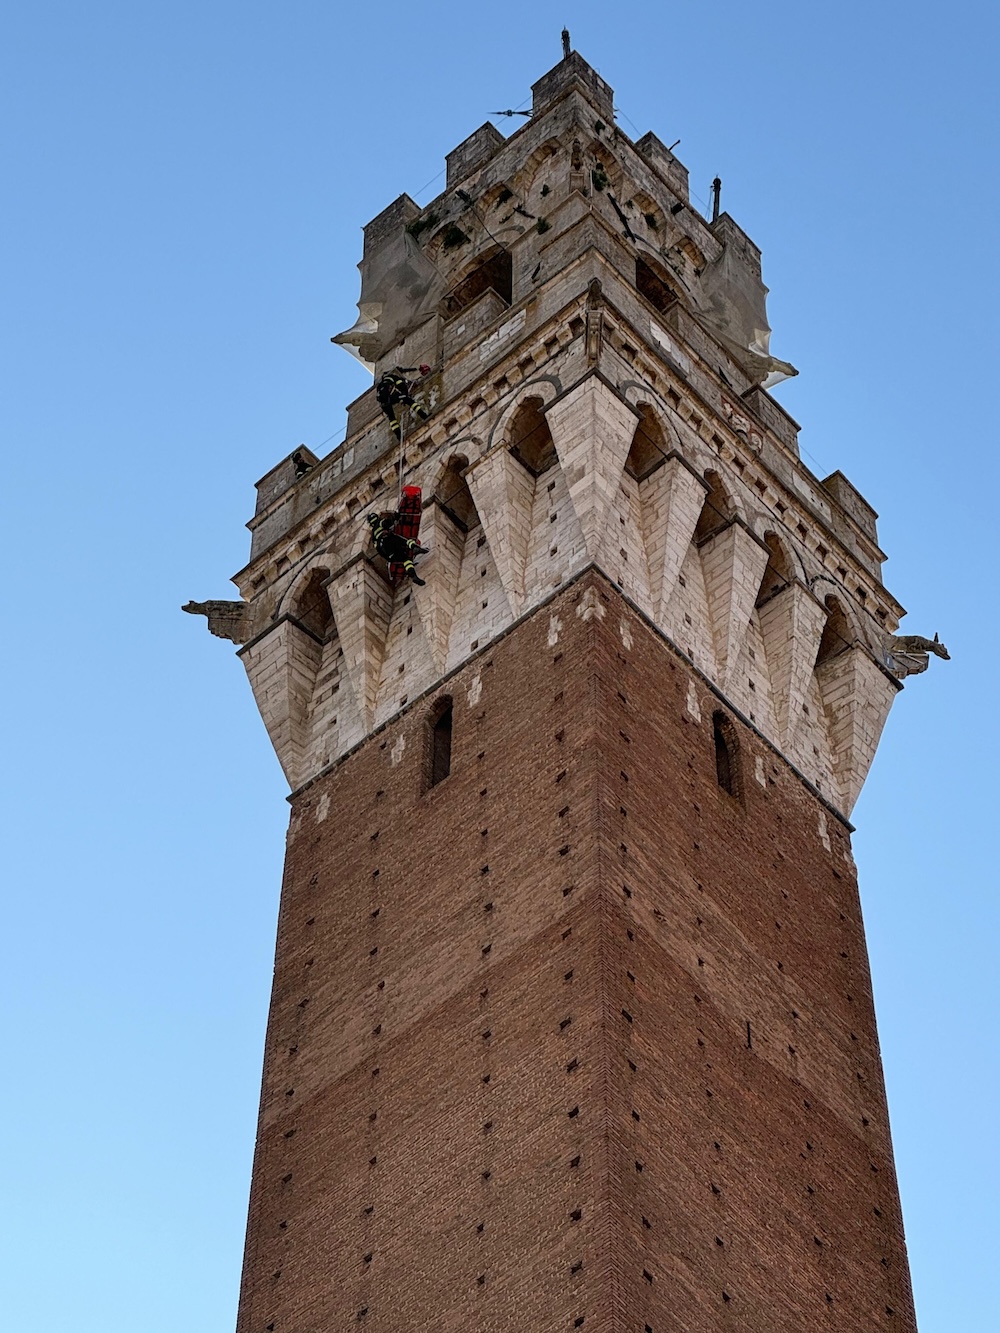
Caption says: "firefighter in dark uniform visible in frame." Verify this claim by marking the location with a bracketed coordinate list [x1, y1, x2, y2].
[375, 364, 432, 440]
[365, 512, 429, 585]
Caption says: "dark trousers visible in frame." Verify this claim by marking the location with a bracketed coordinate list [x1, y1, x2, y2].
[377, 386, 428, 440]
[374, 532, 419, 563]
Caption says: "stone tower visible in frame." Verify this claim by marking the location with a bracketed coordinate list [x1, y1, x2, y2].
[188, 46, 945, 1333]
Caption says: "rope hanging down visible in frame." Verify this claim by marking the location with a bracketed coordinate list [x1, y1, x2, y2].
[396, 407, 406, 508]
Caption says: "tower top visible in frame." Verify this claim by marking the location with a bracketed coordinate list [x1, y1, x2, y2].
[188, 45, 946, 811]
[531, 47, 615, 120]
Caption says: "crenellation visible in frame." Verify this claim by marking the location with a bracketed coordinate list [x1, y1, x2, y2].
[635, 131, 691, 203]
[531, 50, 615, 120]
[253, 447, 319, 516]
[445, 122, 506, 189]
[361, 192, 421, 255]
[821, 470, 880, 545]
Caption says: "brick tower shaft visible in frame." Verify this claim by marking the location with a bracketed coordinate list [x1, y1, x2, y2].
[235, 581, 916, 1331]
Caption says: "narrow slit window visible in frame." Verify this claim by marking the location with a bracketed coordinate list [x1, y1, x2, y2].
[430, 698, 453, 786]
[713, 712, 740, 797]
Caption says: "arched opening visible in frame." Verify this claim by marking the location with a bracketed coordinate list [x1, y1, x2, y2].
[291, 568, 334, 641]
[713, 711, 740, 797]
[444, 247, 513, 317]
[521, 138, 560, 186]
[632, 192, 664, 236]
[756, 532, 795, 607]
[429, 697, 453, 786]
[624, 405, 667, 481]
[816, 595, 854, 665]
[694, 471, 735, 544]
[434, 455, 478, 531]
[636, 257, 680, 316]
[508, 397, 557, 476]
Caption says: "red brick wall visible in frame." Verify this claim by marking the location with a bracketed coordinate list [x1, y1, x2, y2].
[235, 570, 917, 1333]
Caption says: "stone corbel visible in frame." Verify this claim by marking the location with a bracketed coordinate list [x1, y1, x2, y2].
[410, 499, 467, 673]
[238, 615, 326, 788]
[756, 579, 829, 751]
[326, 555, 394, 732]
[585, 277, 603, 365]
[816, 645, 901, 816]
[698, 517, 771, 692]
[639, 451, 709, 620]
[182, 599, 252, 644]
[464, 447, 536, 616]
[545, 372, 640, 561]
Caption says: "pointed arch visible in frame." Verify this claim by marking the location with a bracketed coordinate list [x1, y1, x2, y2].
[588, 140, 621, 190]
[507, 396, 557, 476]
[426, 695, 454, 788]
[636, 255, 682, 316]
[816, 595, 855, 665]
[694, 470, 736, 543]
[486, 378, 562, 450]
[426, 220, 472, 263]
[631, 191, 665, 238]
[520, 136, 563, 184]
[625, 404, 668, 481]
[433, 454, 478, 531]
[289, 567, 334, 640]
[755, 532, 795, 607]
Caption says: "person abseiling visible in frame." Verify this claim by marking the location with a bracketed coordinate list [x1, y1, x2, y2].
[365, 511, 429, 585]
[375, 365, 432, 441]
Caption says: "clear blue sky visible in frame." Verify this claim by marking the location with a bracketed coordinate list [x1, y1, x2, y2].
[1, 3, 995, 1329]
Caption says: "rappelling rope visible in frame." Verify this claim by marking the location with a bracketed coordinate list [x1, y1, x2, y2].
[396, 409, 406, 509]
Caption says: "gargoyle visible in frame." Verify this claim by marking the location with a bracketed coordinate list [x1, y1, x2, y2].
[886, 632, 950, 679]
[182, 600, 251, 645]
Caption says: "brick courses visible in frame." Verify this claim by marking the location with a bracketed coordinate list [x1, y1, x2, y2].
[235, 571, 916, 1333]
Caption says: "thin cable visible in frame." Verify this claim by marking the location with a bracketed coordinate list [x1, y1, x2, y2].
[411, 164, 447, 202]
[493, 93, 532, 119]
[615, 105, 643, 139]
[455, 189, 508, 254]
[396, 411, 406, 508]
[311, 426, 347, 454]
[796, 441, 834, 478]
